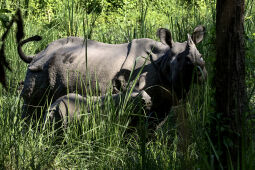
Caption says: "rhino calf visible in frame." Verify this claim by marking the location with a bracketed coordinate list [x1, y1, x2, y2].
[46, 90, 152, 128]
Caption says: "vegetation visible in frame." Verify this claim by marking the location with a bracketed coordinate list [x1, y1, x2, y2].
[0, 0, 254, 169]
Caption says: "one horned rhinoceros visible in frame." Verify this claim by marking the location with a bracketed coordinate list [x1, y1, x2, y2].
[18, 25, 207, 121]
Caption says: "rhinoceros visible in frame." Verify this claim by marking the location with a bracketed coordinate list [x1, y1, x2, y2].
[18, 26, 207, 121]
[45, 90, 153, 128]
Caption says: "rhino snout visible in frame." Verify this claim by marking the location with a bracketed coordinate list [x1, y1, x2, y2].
[195, 57, 205, 68]
[196, 65, 207, 82]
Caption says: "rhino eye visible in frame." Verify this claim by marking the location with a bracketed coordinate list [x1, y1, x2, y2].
[185, 58, 192, 65]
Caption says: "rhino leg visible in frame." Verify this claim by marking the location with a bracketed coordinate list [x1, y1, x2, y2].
[21, 69, 52, 121]
[21, 102, 44, 121]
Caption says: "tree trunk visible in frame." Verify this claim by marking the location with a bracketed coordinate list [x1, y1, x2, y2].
[215, 0, 247, 169]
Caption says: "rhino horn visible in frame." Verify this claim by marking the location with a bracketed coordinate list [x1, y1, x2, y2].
[187, 34, 195, 46]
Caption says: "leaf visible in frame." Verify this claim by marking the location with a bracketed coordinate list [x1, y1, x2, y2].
[0, 13, 10, 28]
[0, 13, 10, 23]
[0, 65, 6, 87]
[0, 9, 11, 13]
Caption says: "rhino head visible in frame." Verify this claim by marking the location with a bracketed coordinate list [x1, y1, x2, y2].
[156, 25, 207, 99]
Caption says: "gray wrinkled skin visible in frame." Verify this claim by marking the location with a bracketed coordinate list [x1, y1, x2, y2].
[19, 26, 207, 122]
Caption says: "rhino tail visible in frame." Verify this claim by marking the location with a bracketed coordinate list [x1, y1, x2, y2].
[18, 35, 42, 63]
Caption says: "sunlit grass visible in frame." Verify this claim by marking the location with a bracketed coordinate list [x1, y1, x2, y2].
[0, 0, 254, 169]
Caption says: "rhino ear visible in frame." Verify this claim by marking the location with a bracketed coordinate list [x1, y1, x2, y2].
[187, 34, 194, 46]
[157, 28, 173, 48]
[191, 25, 205, 44]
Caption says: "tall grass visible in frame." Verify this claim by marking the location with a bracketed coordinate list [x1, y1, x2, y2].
[0, 0, 254, 169]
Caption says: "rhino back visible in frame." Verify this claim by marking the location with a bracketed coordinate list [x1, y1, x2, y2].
[31, 37, 130, 94]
